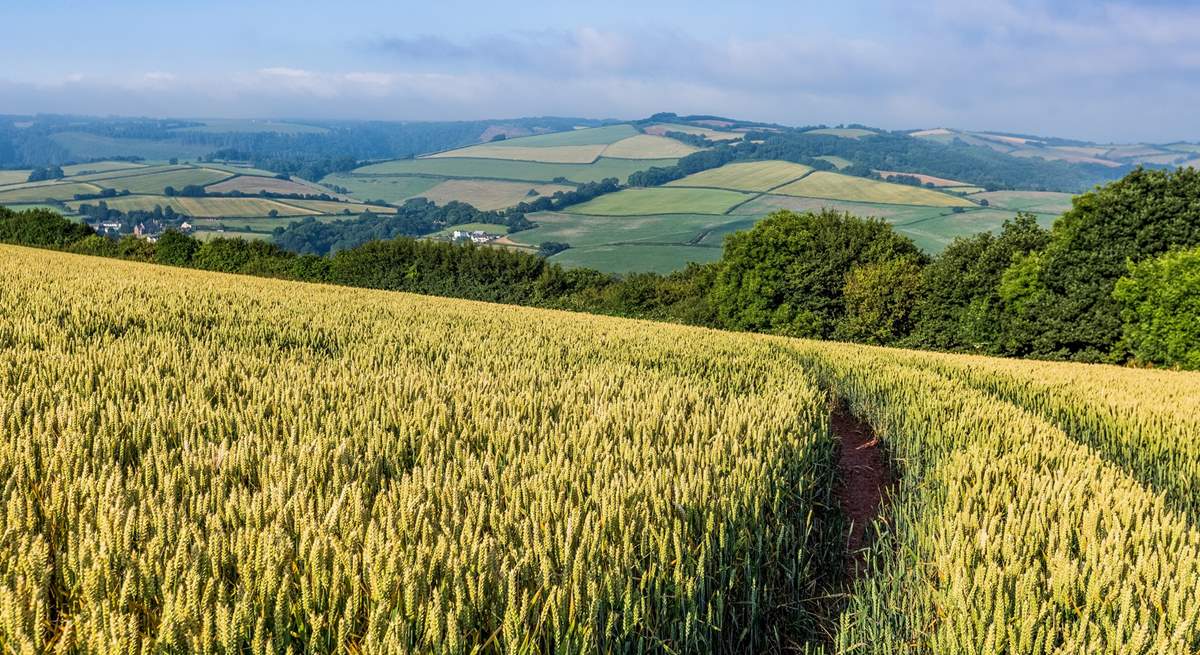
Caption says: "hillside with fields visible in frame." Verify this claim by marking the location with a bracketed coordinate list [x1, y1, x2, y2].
[1, 112, 1195, 275]
[2, 244, 1199, 653]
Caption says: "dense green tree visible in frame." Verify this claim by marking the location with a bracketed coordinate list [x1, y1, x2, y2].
[712, 210, 923, 337]
[1113, 247, 1200, 369]
[910, 213, 1049, 352]
[0, 207, 93, 247]
[838, 257, 924, 344]
[153, 230, 199, 266]
[1003, 168, 1200, 361]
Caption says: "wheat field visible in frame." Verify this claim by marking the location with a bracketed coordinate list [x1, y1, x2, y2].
[3, 244, 1200, 653]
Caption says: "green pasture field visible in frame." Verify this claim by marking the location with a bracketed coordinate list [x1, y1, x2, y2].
[564, 188, 753, 216]
[804, 128, 877, 139]
[730, 194, 1065, 254]
[427, 144, 607, 164]
[94, 168, 232, 194]
[351, 157, 677, 185]
[730, 194, 934, 220]
[892, 209, 1058, 253]
[322, 174, 444, 203]
[174, 119, 329, 134]
[0, 182, 103, 203]
[509, 212, 754, 250]
[204, 163, 285, 177]
[60, 161, 146, 176]
[65, 164, 190, 184]
[1, 203, 75, 214]
[49, 132, 212, 161]
[206, 175, 333, 196]
[665, 160, 813, 192]
[193, 229, 273, 242]
[972, 190, 1075, 214]
[774, 171, 975, 207]
[417, 179, 575, 210]
[549, 243, 724, 274]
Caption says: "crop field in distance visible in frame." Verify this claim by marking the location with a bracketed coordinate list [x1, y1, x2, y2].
[347, 156, 678, 185]
[642, 122, 743, 141]
[427, 143, 610, 164]
[3, 245, 1199, 652]
[89, 167, 233, 194]
[206, 175, 338, 196]
[0, 162, 392, 226]
[666, 160, 814, 192]
[334, 124, 710, 211]
[564, 187, 754, 215]
[66, 196, 322, 218]
[517, 156, 1077, 271]
[774, 171, 976, 207]
[803, 127, 878, 138]
[417, 179, 575, 210]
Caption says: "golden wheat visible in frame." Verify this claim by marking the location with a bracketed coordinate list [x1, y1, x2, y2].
[0, 246, 830, 653]
[788, 343, 1200, 654]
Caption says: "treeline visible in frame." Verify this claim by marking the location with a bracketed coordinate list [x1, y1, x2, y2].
[272, 198, 533, 255]
[0, 114, 611, 169]
[3, 167, 1197, 368]
[626, 121, 1124, 192]
[744, 129, 1123, 192]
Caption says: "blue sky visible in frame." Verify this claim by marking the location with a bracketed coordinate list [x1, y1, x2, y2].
[2, 0, 1199, 142]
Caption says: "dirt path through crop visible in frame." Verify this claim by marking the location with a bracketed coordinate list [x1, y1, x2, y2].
[831, 402, 893, 580]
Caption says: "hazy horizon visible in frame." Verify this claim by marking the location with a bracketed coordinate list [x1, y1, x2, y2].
[4, 0, 1199, 142]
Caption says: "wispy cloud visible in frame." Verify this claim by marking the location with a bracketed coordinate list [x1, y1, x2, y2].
[2, 1, 1198, 141]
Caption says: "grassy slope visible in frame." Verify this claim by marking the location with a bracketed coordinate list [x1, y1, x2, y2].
[565, 187, 753, 216]
[666, 160, 813, 192]
[49, 132, 212, 160]
[775, 171, 975, 207]
[93, 168, 232, 194]
[66, 196, 321, 218]
[426, 144, 609, 164]
[417, 179, 574, 211]
[350, 157, 678, 184]
[601, 135, 699, 159]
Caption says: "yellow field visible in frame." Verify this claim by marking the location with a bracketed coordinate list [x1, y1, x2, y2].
[0, 246, 829, 653]
[774, 171, 975, 207]
[0, 170, 33, 185]
[600, 134, 699, 159]
[666, 160, 813, 192]
[67, 195, 321, 217]
[643, 123, 742, 141]
[791, 340, 1200, 653]
[2, 246, 1200, 652]
[426, 144, 607, 164]
[416, 179, 575, 210]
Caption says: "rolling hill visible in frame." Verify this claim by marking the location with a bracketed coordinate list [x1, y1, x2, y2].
[3, 244, 1197, 653]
